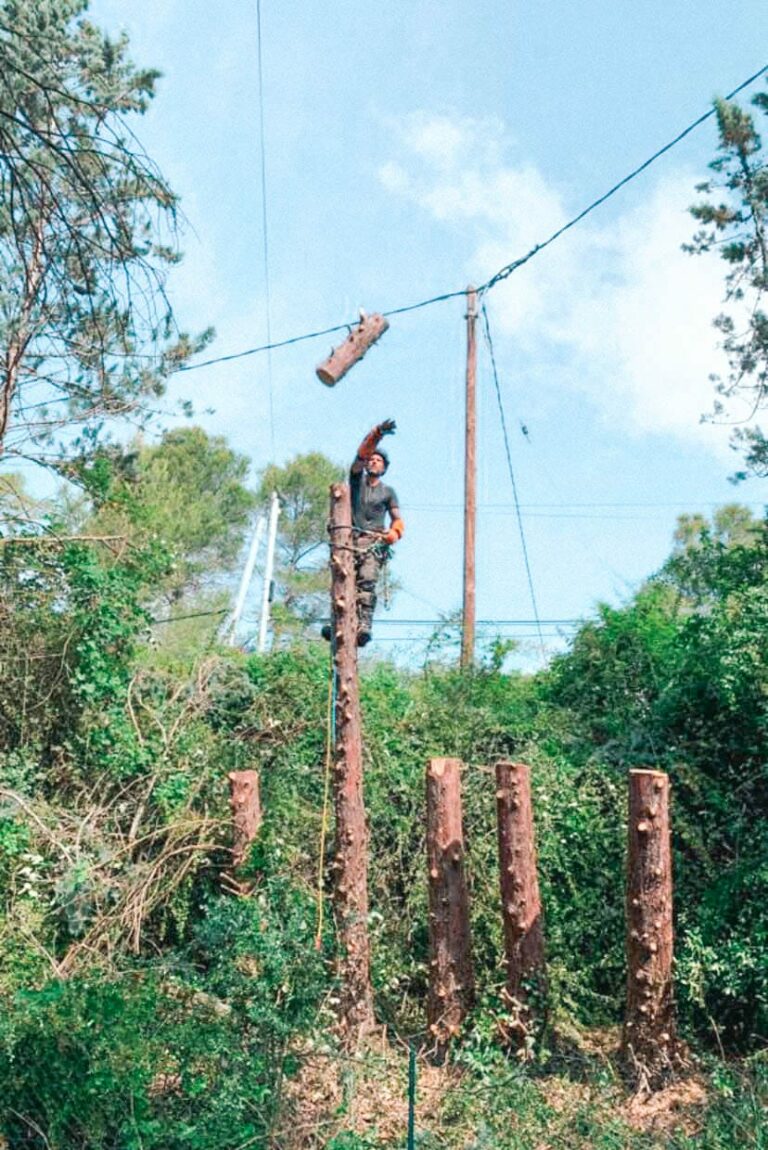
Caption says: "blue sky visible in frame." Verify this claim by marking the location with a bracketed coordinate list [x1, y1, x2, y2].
[89, 0, 768, 663]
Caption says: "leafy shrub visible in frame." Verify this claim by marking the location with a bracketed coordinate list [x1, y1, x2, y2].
[0, 878, 324, 1149]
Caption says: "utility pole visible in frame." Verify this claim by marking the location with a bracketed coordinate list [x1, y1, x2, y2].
[461, 285, 478, 669]
[257, 491, 280, 653]
[222, 514, 266, 645]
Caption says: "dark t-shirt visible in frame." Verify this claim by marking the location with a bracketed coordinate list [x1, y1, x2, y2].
[350, 470, 398, 532]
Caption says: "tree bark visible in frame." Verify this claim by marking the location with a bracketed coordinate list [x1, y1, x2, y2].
[0, 205, 46, 451]
[426, 757, 474, 1059]
[329, 482, 374, 1038]
[227, 769, 262, 869]
[622, 769, 680, 1092]
[495, 761, 546, 1044]
[316, 313, 389, 386]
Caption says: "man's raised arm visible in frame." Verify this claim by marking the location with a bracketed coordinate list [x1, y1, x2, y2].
[350, 418, 397, 473]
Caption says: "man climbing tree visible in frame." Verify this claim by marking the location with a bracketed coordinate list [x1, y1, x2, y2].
[350, 419, 404, 645]
[324, 419, 404, 646]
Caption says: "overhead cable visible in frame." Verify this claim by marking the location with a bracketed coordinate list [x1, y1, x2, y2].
[479, 61, 768, 294]
[481, 303, 547, 661]
[176, 62, 768, 376]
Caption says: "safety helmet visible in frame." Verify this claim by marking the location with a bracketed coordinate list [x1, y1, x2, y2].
[369, 448, 389, 471]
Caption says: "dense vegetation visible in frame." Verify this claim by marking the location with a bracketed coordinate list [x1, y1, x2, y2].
[1, 466, 767, 1146]
[1, 4, 767, 1147]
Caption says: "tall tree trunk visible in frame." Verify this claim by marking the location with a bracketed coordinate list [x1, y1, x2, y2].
[495, 761, 546, 1044]
[426, 757, 474, 1060]
[622, 769, 680, 1092]
[328, 482, 374, 1039]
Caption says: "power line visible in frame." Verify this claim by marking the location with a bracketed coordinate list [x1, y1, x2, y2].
[479, 62, 768, 295]
[175, 291, 467, 375]
[175, 62, 768, 377]
[481, 302, 547, 661]
[409, 500, 768, 509]
[151, 608, 228, 625]
[322, 618, 580, 626]
[335, 635, 568, 646]
[150, 611, 581, 628]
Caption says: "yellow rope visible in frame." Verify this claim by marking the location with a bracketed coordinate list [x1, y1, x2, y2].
[315, 652, 335, 950]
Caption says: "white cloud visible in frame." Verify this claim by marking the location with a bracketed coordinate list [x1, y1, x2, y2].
[379, 111, 740, 456]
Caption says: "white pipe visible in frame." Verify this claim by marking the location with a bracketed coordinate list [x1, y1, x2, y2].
[257, 491, 280, 653]
[223, 514, 266, 645]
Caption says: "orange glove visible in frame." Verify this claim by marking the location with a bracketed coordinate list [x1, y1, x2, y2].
[383, 518, 404, 544]
[356, 419, 397, 462]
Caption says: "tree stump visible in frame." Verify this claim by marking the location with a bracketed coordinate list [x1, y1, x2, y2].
[495, 761, 546, 1045]
[328, 482, 374, 1039]
[426, 757, 474, 1060]
[222, 769, 262, 895]
[228, 769, 261, 869]
[622, 769, 680, 1092]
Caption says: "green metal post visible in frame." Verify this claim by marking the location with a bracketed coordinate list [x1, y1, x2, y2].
[407, 1042, 416, 1150]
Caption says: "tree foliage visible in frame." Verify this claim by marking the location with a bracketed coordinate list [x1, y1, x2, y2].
[688, 88, 768, 476]
[85, 427, 257, 604]
[2, 493, 768, 1143]
[257, 451, 343, 633]
[0, 0, 210, 467]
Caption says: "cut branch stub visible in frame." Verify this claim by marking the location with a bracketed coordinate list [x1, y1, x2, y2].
[495, 761, 546, 1045]
[227, 769, 261, 871]
[426, 757, 474, 1059]
[328, 482, 374, 1039]
[316, 313, 389, 386]
[622, 769, 681, 1092]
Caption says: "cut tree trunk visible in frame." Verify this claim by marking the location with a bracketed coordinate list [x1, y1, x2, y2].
[426, 757, 474, 1060]
[328, 482, 374, 1039]
[316, 313, 389, 386]
[495, 761, 546, 1044]
[622, 768, 680, 1092]
[227, 769, 262, 869]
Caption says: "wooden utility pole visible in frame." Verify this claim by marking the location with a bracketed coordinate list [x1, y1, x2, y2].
[461, 286, 478, 668]
[622, 769, 679, 1091]
[495, 761, 546, 1044]
[328, 483, 374, 1038]
[426, 757, 474, 1059]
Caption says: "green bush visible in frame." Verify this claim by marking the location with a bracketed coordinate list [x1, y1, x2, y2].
[0, 878, 324, 1149]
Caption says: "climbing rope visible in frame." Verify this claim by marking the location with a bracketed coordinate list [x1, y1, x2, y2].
[315, 642, 337, 951]
[381, 555, 392, 610]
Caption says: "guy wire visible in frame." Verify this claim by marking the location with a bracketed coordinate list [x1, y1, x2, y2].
[480, 302, 547, 663]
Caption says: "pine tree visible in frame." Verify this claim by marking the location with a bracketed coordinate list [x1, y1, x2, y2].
[0, 0, 209, 467]
[688, 89, 768, 476]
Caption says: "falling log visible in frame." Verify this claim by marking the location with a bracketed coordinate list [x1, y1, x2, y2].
[495, 761, 546, 1044]
[426, 757, 474, 1059]
[328, 482, 374, 1038]
[316, 312, 389, 386]
[227, 769, 262, 870]
[622, 769, 680, 1092]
